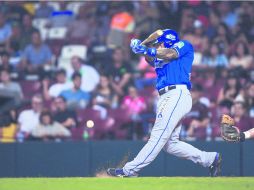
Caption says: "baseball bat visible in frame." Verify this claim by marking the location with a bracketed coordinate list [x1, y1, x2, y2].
[140, 29, 163, 45]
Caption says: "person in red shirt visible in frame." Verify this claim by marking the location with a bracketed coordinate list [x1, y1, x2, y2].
[231, 101, 253, 132]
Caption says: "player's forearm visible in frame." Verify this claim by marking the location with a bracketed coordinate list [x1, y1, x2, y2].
[145, 56, 155, 67]
[156, 48, 178, 60]
[145, 55, 154, 62]
[244, 128, 254, 139]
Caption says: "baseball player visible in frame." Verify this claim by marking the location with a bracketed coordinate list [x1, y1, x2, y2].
[221, 114, 254, 142]
[107, 29, 221, 177]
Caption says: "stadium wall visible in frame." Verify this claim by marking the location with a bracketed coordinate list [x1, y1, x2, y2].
[0, 141, 253, 177]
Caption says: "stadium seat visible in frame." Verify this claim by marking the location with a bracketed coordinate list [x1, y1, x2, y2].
[20, 80, 41, 100]
[108, 108, 131, 123]
[60, 45, 87, 60]
[194, 127, 207, 140]
[67, 2, 84, 15]
[32, 18, 49, 30]
[40, 27, 49, 41]
[57, 57, 71, 71]
[76, 108, 117, 139]
[47, 2, 60, 11]
[47, 39, 65, 57]
[76, 108, 100, 123]
[48, 27, 67, 40]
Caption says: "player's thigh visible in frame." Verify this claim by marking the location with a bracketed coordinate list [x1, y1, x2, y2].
[150, 90, 189, 140]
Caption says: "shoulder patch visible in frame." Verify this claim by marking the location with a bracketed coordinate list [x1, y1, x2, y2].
[173, 41, 184, 49]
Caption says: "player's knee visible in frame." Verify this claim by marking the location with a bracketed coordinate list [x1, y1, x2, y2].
[167, 138, 180, 147]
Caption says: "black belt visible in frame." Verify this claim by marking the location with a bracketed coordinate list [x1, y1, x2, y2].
[158, 85, 176, 96]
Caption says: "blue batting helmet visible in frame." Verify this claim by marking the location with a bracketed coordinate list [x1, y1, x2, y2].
[154, 29, 179, 48]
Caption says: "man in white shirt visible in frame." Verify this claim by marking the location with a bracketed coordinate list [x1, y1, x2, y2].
[67, 56, 100, 92]
[43, 69, 72, 100]
[18, 94, 43, 136]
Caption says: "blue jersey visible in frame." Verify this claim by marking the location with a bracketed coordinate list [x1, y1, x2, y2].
[154, 40, 194, 90]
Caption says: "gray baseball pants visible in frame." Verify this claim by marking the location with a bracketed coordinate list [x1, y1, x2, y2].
[123, 85, 217, 176]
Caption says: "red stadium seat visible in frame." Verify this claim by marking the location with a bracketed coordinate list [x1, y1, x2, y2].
[20, 80, 41, 100]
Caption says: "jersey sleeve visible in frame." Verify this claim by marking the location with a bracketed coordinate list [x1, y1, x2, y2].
[172, 41, 193, 58]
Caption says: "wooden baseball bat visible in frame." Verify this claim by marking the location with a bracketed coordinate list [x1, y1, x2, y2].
[140, 29, 163, 45]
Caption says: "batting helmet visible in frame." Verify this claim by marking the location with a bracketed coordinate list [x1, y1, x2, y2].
[154, 29, 179, 48]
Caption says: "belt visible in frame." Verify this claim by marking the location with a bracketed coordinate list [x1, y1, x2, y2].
[158, 85, 176, 96]
[158, 85, 188, 96]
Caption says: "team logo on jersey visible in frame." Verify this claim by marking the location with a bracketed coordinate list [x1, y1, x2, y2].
[165, 34, 176, 40]
[173, 41, 184, 49]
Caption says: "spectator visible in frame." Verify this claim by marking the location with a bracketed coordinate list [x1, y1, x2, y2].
[186, 20, 207, 53]
[0, 69, 23, 112]
[157, 1, 179, 30]
[17, 94, 43, 140]
[0, 109, 17, 142]
[107, 3, 135, 48]
[206, 11, 221, 40]
[67, 56, 100, 93]
[229, 41, 253, 69]
[217, 73, 241, 104]
[8, 40, 22, 68]
[20, 14, 39, 50]
[201, 70, 223, 105]
[202, 43, 229, 67]
[0, 51, 14, 72]
[213, 23, 231, 55]
[231, 101, 253, 132]
[35, 1, 54, 18]
[0, 11, 12, 45]
[121, 86, 147, 139]
[179, 8, 195, 34]
[60, 72, 90, 109]
[31, 110, 71, 140]
[21, 30, 52, 73]
[7, 23, 22, 68]
[244, 82, 254, 117]
[133, 1, 160, 37]
[107, 48, 133, 96]
[4, 1, 29, 23]
[42, 69, 72, 100]
[66, 3, 97, 44]
[217, 2, 238, 29]
[216, 100, 233, 120]
[135, 56, 156, 90]
[52, 96, 77, 128]
[121, 86, 147, 115]
[92, 75, 119, 118]
[182, 84, 210, 138]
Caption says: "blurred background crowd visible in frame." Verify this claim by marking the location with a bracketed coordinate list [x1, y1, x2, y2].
[0, 1, 254, 142]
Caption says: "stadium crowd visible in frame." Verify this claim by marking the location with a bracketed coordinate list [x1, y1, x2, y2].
[0, 1, 254, 142]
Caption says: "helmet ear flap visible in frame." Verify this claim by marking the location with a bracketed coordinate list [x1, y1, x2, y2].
[164, 41, 173, 48]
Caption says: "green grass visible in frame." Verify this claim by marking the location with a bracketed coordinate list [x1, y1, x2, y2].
[0, 177, 253, 190]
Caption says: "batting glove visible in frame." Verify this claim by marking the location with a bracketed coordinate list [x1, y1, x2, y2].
[132, 45, 157, 57]
[130, 38, 141, 49]
[130, 39, 157, 57]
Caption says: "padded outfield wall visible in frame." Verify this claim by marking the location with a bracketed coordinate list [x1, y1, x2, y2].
[0, 140, 253, 177]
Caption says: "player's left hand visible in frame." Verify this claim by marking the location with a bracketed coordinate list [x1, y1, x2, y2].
[132, 44, 147, 54]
